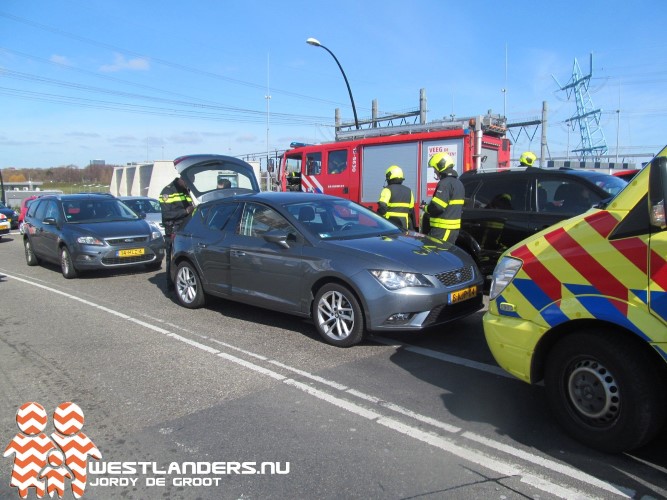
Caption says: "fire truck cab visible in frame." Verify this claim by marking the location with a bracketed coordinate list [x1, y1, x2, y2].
[280, 114, 511, 230]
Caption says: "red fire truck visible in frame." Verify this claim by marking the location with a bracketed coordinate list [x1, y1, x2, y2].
[279, 113, 511, 227]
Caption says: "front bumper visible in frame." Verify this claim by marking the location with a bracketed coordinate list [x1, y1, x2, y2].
[72, 242, 165, 270]
[482, 311, 547, 383]
[360, 271, 485, 332]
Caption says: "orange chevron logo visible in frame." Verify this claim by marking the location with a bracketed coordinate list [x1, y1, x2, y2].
[3, 401, 101, 499]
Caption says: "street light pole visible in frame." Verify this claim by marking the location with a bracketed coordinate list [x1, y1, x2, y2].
[306, 37, 360, 130]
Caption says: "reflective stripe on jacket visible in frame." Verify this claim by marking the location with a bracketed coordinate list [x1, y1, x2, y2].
[427, 176, 464, 230]
[160, 179, 193, 234]
[378, 183, 415, 230]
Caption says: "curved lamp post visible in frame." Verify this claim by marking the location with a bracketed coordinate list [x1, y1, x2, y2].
[306, 37, 360, 130]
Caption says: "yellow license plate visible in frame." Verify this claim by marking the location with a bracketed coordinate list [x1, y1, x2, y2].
[118, 248, 145, 257]
[448, 285, 478, 304]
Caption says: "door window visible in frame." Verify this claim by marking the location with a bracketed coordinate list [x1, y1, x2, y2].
[327, 150, 347, 175]
[206, 203, 239, 231]
[306, 153, 322, 175]
[474, 177, 528, 211]
[237, 203, 295, 238]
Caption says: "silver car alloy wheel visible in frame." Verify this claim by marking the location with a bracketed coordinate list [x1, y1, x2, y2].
[176, 265, 198, 304]
[317, 290, 355, 340]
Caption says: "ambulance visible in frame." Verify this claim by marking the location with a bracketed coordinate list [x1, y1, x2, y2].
[483, 146, 667, 453]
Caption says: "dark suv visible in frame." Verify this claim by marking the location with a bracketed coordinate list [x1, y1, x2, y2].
[23, 193, 165, 278]
[457, 167, 628, 278]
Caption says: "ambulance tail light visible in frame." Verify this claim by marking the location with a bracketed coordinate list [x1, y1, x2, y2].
[649, 155, 667, 229]
[489, 257, 522, 300]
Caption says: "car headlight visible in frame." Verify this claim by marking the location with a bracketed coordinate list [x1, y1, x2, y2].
[147, 222, 162, 240]
[77, 236, 104, 245]
[370, 270, 432, 290]
[489, 257, 523, 300]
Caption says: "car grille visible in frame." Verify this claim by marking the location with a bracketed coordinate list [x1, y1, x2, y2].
[102, 254, 154, 265]
[105, 236, 149, 246]
[435, 266, 474, 287]
[422, 295, 484, 327]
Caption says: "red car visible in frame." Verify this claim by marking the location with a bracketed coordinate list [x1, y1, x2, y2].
[18, 195, 39, 234]
[612, 169, 640, 182]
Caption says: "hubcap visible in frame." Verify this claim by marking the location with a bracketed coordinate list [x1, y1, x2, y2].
[176, 267, 198, 304]
[317, 291, 354, 340]
[567, 359, 620, 423]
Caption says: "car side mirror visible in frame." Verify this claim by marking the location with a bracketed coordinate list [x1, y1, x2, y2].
[43, 217, 57, 226]
[262, 229, 291, 249]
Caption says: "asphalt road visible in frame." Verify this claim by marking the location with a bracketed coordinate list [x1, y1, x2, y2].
[0, 231, 665, 500]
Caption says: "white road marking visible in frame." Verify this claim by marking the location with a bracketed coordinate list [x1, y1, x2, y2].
[1, 272, 633, 499]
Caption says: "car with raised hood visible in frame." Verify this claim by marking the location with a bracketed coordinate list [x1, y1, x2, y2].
[170, 191, 484, 347]
[23, 193, 165, 278]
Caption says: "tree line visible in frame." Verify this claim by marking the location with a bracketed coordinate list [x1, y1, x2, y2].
[1, 164, 117, 184]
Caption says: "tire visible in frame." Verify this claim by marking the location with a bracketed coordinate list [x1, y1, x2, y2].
[174, 261, 205, 309]
[313, 283, 365, 347]
[60, 246, 78, 279]
[544, 330, 666, 453]
[24, 238, 40, 266]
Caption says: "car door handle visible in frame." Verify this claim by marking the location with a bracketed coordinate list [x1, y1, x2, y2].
[231, 250, 246, 257]
[197, 242, 207, 248]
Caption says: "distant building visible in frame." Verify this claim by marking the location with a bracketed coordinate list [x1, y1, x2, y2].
[90, 159, 106, 166]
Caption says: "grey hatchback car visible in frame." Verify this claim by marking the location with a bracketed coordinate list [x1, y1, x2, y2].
[171, 191, 484, 347]
[23, 193, 165, 278]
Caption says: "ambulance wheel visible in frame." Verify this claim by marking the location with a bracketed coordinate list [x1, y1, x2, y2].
[545, 330, 666, 453]
[174, 261, 205, 309]
[313, 283, 365, 347]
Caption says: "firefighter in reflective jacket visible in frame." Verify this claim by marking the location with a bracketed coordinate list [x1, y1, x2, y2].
[377, 165, 415, 230]
[160, 176, 194, 288]
[425, 152, 464, 244]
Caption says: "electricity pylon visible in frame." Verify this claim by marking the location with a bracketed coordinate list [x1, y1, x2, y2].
[553, 54, 608, 160]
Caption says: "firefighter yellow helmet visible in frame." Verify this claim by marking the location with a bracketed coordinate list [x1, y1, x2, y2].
[385, 165, 404, 181]
[428, 152, 455, 173]
[519, 151, 537, 167]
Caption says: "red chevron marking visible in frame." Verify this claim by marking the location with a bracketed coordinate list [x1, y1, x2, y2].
[545, 227, 628, 315]
[512, 243, 562, 302]
[610, 237, 648, 275]
[586, 210, 618, 239]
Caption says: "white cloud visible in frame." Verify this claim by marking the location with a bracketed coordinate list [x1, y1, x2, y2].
[99, 53, 150, 73]
[50, 54, 72, 66]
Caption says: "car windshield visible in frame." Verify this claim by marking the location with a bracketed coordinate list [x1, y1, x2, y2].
[284, 199, 401, 240]
[62, 199, 139, 223]
[587, 173, 628, 197]
[123, 198, 161, 215]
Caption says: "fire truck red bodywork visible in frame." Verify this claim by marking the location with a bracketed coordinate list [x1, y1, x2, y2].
[280, 117, 511, 225]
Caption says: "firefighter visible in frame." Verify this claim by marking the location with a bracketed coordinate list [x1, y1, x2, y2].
[160, 176, 194, 289]
[519, 151, 537, 167]
[425, 152, 465, 244]
[377, 165, 415, 230]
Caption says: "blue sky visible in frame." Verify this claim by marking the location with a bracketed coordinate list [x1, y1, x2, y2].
[1, 0, 666, 169]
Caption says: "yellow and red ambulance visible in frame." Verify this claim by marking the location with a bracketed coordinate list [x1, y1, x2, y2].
[484, 146, 667, 453]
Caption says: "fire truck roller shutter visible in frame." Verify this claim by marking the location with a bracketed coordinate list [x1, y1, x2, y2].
[360, 142, 419, 204]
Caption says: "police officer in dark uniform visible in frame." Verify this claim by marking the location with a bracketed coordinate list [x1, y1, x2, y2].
[160, 176, 194, 288]
[425, 152, 465, 244]
[377, 165, 415, 230]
